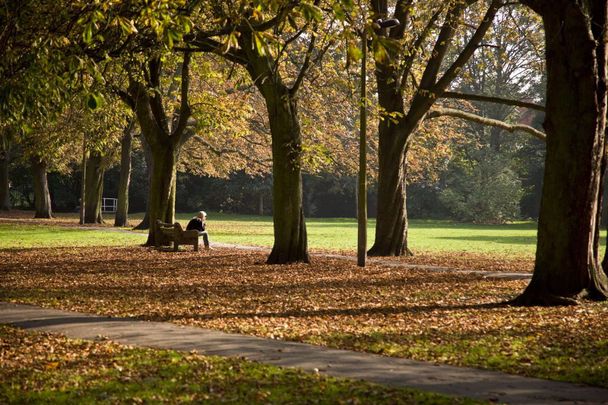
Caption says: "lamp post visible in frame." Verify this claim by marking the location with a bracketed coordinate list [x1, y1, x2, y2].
[357, 17, 399, 267]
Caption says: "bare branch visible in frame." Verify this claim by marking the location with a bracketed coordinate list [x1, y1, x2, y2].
[440, 91, 545, 111]
[290, 33, 316, 96]
[426, 106, 546, 141]
[400, 5, 445, 92]
[433, 0, 502, 91]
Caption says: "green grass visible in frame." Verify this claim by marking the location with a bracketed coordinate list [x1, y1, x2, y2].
[0, 224, 145, 249]
[169, 212, 541, 256]
[0, 211, 552, 255]
[0, 325, 478, 404]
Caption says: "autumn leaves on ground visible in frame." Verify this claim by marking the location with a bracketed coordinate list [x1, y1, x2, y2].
[1, 216, 607, 392]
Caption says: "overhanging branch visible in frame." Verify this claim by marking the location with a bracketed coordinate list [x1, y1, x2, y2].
[440, 91, 545, 111]
[426, 107, 546, 141]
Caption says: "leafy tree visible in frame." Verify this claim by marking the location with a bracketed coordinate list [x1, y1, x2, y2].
[367, 0, 503, 256]
[439, 154, 524, 223]
[186, 1, 350, 263]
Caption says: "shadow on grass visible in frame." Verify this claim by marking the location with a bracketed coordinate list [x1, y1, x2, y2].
[435, 235, 537, 245]
[160, 302, 510, 322]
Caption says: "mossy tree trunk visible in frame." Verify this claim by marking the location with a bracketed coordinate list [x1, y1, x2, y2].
[30, 157, 52, 219]
[241, 33, 309, 264]
[263, 85, 308, 264]
[513, 0, 608, 305]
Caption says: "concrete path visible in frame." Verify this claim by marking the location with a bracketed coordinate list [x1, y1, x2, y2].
[2, 302, 606, 404]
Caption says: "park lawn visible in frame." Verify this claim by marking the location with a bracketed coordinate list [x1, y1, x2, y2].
[1, 246, 607, 389]
[0, 211, 544, 257]
[170, 212, 541, 256]
[0, 223, 145, 249]
[0, 326, 473, 404]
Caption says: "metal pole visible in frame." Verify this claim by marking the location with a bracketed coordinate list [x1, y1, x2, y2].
[79, 135, 87, 225]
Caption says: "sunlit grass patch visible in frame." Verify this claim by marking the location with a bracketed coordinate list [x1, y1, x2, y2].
[0, 223, 145, 249]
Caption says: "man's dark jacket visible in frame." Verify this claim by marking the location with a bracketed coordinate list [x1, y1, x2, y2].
[186, 217, 206, 232]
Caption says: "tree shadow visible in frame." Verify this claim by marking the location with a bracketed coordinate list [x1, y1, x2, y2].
[158, 301, 509, 322]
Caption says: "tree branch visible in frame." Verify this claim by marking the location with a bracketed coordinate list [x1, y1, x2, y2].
[192, 135, 271, 168]
[418, 2, 466, 90]
[440, 91, 545, 111]
[426, 106, 546, 141]
[172, 52, 192, 143]
[433, 0, 502, 91]
[289, 32, 316, 96]
[399, 5, 445, 92]
[179, 37, 248, 65]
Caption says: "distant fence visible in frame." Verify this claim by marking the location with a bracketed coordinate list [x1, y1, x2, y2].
[102, 198, 118, 213]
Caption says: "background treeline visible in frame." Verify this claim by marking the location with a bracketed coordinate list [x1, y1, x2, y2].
[7, 133, 545, 221]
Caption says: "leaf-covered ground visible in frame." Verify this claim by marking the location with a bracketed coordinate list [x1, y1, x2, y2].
[1, 326, 472, 404]
[1, 246, 607, 388]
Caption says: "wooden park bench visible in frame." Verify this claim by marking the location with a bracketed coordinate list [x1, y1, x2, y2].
[155, 220, 200, 252]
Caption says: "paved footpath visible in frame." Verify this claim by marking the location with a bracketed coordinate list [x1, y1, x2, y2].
[2, 302, 607, 404]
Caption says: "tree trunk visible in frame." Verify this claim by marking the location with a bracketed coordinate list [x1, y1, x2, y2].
[145, 145, 178, 246]
[0, 140, 10, 211]
[30, 157, 52, 218]
[261, 85, 309, 264]
[133, 136, 152, 230]
[84, 151, 104, 224]
[115, 123, 133, 227]
[368, 127, 411, 256]
[513, 0, 608, 305]
[258, 192, 264, 216]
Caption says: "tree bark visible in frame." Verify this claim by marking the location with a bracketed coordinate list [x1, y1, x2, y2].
[145, 144, 178, 245]
[242, 33, 309, 264]
[262, 85, 309, 264]
[513, 0, 608, 305]
[84, 151, 104, 224]
[115, 122, 133, 227]
[30, 157, 52, 218]
[368, 128, 411, 256]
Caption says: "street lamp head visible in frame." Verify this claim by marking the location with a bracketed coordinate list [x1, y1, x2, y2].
[375, 18, 400, 29]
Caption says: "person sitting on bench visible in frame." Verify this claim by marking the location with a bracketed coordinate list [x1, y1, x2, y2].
[186, 211, 211, 249]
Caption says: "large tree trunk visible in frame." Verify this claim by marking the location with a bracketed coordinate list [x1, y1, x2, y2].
[115, 123, 133, 227]
[260, 84, 308, 264]
[513, 0, 608, 305]
[84, 151, 105, 224]
[241, 30, 309, 264]
[0, 138, 10, 211]
[368, 134, 411, 256]
[30, 157, 52, 218]
[145, 145, 178, 246]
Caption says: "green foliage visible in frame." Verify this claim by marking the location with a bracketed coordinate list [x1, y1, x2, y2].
[439, 156, 524, 224]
